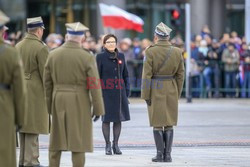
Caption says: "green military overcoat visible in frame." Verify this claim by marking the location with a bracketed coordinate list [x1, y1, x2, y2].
[16, 33, 49, 134]
[0, 37, 26, 167]
[141, 40, 185, 127]
[44, 41, 105, 152]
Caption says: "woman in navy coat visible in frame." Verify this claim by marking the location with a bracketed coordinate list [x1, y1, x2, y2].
[96, 34, 130, 155]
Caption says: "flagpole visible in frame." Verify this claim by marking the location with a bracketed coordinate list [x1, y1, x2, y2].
[185, 3, 192, 103]
[110, 28, 115, 34]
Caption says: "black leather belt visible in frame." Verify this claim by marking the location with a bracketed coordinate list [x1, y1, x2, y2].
[0, 83, 11, 90]
[152, 75, 175, 80]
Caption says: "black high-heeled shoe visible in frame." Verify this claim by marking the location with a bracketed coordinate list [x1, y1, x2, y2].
[105, 142, 112, 155]
[112, 142, 122, 155]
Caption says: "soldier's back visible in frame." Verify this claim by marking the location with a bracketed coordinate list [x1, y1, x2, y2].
[48, 41, 94, 85]
[0, 40, 26, 167]
[146, 41, 182, 76]
[15, 33, 49, 134]
[0, 42, 20, 83]
[16, 33, 47, 73]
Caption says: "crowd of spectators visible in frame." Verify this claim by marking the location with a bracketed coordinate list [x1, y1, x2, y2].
[190, 25, 250, 98]
[3, 25, 250, 98]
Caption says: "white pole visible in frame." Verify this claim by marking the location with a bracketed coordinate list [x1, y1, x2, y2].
[110, 28, 115, 34]
[246, 0, 250, 44]
[103, 27, 108, 35]
[185, 3, 192, 102]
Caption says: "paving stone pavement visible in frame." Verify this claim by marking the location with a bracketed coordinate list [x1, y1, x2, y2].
[16, 99, 250, 167]
[17, 146, 250, 167]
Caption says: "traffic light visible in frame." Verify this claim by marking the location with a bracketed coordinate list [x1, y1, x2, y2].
[171, 9, 180, 20]
[170, 9, 181, 27]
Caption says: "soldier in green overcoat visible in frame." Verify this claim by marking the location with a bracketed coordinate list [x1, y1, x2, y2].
[0, 10, 26, 167]
[15, 16, 49, 167]
[141, 22, 185, 163]
[44, 22, 105, 167]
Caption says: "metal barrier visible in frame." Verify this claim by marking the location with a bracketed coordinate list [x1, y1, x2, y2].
[128, 60, 250, 98]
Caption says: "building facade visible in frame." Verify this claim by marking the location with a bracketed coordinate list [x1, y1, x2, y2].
[0, 0, 246, 40]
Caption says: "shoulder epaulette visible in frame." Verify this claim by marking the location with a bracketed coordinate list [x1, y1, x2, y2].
[50, 47, 59, 51]
[145, 44, 155, 51]
[82, 48, 90, 53]
[82, 48, 95, 56]
[41, 41, 47, 46]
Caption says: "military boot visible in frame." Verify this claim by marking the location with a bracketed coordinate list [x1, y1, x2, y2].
[163, 129, 173, 162]
[152, 130, 164, 162]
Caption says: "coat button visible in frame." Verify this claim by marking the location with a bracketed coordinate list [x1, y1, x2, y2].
[115, 76, 117, 79]
[115, 68, 117, 70]
[113, 60, 115, 62]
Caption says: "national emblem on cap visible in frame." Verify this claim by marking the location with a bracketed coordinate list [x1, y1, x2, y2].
[27, 16, 45, 29]
[155, 22, 172, 37]
[0, 10, 10, 29]
[65, 22, 89, 35]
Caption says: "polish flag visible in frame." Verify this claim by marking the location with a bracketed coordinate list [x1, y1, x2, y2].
[99, 3, 144, 33]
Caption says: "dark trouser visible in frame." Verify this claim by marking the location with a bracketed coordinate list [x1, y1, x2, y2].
[242, 71, 250, 98]
[191, 74, 203, 97]
[49, 151, 85, 167]
[224, 71, 237, 97]
[203, 65, 221, 98]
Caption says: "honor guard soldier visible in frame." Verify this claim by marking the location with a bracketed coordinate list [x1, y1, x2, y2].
[0, 10, 26, 167]
[141, 22, 185, 162]
[16, 16, 49, 167]
[44, 22, 105, 167]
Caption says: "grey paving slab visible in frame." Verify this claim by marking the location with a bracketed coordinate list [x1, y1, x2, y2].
[16, 99, 250, 166]
[17, 146, 250, 167]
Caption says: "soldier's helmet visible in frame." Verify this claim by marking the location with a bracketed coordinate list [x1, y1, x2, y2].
[155, 22, 172, 37]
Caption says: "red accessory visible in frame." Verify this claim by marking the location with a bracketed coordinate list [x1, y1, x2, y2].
[118, 59, 122, 64]
[99, 3, 144, 32]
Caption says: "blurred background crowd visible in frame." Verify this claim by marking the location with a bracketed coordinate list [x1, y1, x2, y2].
[3, 25, 250, 98]
[1, 0, 250, 98]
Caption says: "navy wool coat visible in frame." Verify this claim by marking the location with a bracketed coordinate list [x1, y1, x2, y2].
[96, 49, 130, 122]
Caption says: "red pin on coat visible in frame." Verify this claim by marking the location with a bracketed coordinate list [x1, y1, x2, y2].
[118, 59, 122, 64]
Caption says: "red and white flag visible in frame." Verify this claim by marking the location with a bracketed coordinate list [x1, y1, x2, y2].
[99, 3, 144, 33]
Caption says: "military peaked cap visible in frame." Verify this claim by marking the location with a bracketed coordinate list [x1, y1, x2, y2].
[155, 22, 172, 37]
[27, 16, 45, 29]
[65, 22, 89, 35]
[0, 10, 10, 29]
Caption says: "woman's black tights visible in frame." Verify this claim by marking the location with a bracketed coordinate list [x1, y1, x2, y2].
[102, 122, 121, 144]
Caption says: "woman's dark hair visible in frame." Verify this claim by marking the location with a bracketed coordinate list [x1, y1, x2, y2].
[103, 34, 117, 44]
